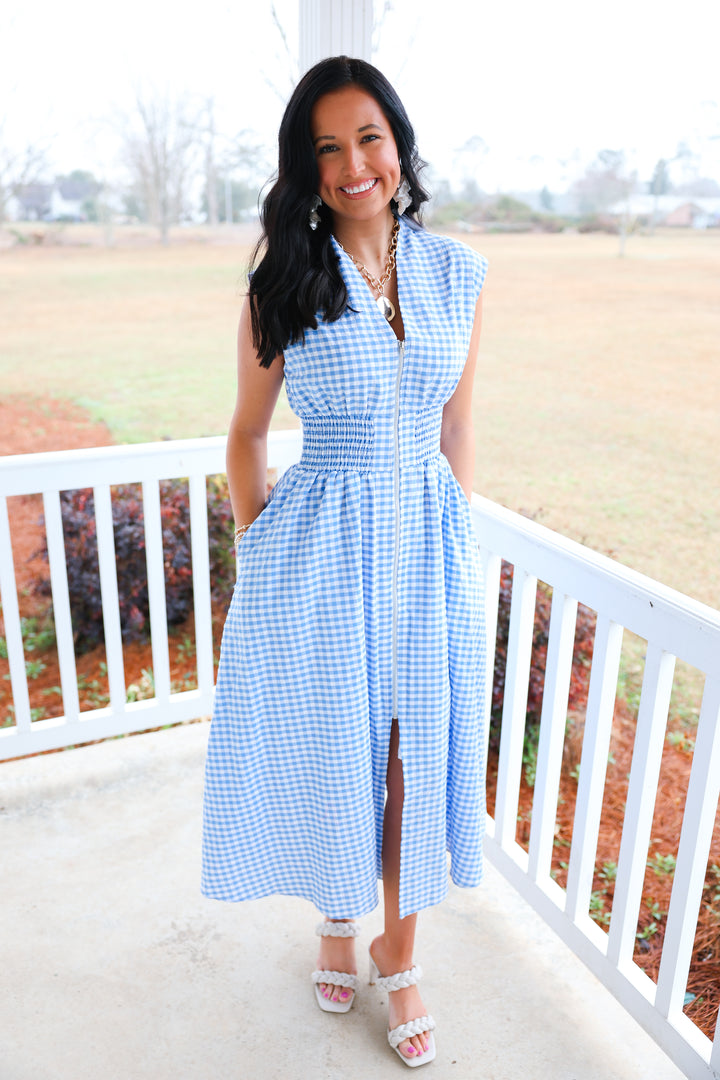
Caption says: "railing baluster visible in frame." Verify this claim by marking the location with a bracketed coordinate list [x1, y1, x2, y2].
[480, 549, 502, 764]
[0, 495, 31, 732]
[607, 644, 676, 968]
[528, 590, 578, 881]
[142, 479, 170, 702]
[655, 675, 720, 1019]
[189, 473, 214, 703]
[42, 491, 80, 723]
[712, 1008, 720, 1072]
[494, 566, 537, 849]
[565, 615, 623, 923]
[93, 485, 126, 712]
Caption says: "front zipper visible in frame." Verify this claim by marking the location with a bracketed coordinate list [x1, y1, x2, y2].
[391, 339, 405, 721]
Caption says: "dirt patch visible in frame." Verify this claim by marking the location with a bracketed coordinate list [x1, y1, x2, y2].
[1, 396, 115, 603]
[0, 396, 114, 456]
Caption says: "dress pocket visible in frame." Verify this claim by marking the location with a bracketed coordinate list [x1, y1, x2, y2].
[235, 506, 271, 560]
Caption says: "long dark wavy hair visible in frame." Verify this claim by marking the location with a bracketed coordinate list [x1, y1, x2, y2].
[249, 56, 429, 367]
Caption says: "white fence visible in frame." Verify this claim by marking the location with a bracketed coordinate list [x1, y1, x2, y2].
[475, 497, 720, 1080]
[1, 432, 719, 1079]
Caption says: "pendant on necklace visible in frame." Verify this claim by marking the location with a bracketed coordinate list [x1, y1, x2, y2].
[377, 294, 395, 322]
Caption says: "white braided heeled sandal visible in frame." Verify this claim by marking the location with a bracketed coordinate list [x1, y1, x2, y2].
[311, 920, 360, 1014]
[369, 954, 437, 1067]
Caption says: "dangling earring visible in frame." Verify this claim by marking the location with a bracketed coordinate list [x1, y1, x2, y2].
[309, 195, 322, 230]
[393, 174, 412, 216]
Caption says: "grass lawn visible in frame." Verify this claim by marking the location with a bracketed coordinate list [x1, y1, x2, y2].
[471, 228, 719, 610]
[0, 225, 718, 611]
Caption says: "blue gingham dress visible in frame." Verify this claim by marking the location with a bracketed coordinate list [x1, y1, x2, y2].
[202, 218, 488, 919]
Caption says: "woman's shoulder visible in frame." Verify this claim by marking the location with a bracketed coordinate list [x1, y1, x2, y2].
[403, 220, 488, 290]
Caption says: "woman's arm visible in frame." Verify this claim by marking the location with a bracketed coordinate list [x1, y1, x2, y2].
[441, 293, 483, 500]
[226, 297, 285, 529]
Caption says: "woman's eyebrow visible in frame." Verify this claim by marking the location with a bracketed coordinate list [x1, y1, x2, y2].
[313, 122, 383, 145]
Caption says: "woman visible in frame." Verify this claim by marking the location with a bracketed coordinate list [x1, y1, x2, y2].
[202, 56, 487, 1067]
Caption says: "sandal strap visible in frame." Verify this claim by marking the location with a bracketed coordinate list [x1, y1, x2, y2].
[311, 969, 360, 990]
[373, 964, 423, 992]
[388, 1015, 436, 1049]
[315, 920, 360, 938]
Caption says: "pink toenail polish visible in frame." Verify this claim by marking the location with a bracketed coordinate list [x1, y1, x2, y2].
[406, 1047, 415, 1055]
[340, 991, 349, 999]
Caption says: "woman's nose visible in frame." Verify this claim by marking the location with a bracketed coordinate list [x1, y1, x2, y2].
[344, 143, 365, 176]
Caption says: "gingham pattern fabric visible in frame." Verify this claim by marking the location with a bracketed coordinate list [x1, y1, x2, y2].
[202, 217, 488, 919]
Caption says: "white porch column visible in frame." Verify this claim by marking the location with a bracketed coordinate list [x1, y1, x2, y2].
[298, 0, 373, 74]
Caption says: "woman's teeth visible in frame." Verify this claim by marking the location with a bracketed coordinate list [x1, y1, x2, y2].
[342, 179, 377, 195]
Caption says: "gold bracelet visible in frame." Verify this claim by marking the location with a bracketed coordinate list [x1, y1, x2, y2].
[234, 524, 251, 547]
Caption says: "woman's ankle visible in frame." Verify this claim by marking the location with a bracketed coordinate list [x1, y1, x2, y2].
[370, 931, 414, 974]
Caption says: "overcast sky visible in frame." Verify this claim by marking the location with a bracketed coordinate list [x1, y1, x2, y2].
[3, 0, 719, 192]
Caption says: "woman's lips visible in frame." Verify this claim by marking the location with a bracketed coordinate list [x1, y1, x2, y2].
[339, 178, 379, 199]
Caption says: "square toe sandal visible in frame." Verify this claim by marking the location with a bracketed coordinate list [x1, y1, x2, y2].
[369, 954, 437, 1067]
[311, 920, 360, 1014]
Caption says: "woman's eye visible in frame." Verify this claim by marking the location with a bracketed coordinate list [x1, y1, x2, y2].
[361, 134, 379, 143]
[317, 144, 338, 154]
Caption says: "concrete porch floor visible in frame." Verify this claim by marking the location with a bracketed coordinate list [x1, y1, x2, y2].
[1, 722, 686, 1080]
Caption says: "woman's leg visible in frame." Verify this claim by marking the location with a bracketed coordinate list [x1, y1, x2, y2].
[316, 919, 358, 1004]
[370, 718, 432, 1060]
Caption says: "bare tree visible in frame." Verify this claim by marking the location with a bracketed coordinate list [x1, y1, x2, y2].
[264, 4, 299, 103]
[572, 149, 636, 216]
[0, 115, 51, 223]
[217, 133, 273, 223]
[188, 97, 222, 228]
[571, 149, 638, 255]
[204, 99, 219, 228]
[122, 89, 201, 243]
[453, 136, 488, 202]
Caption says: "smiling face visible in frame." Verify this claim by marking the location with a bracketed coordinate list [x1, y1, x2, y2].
[311, 84, 402, 229]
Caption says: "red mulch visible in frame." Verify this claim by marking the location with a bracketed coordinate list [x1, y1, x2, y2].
[2, 395, 718, 1039]
[487, 695, 720, 1038]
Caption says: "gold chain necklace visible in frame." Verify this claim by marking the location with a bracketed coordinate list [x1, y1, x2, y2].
[335, 219, 399, 322]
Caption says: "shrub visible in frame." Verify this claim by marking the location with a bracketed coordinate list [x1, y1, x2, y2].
[577, 214, 619, 234]
[38, 478, 236, 653]
[489, 560, 597, 769]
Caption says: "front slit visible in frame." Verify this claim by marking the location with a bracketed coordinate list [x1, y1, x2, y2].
[391, 338, 405, 746]
[382, 717, 405, 911]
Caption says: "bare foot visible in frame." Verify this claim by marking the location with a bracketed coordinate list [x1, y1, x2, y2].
[316, 919, 358, 1006]
[370, 934, 432, 1061]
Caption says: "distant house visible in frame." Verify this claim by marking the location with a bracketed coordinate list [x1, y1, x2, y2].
[663, 202, 717, 228]
[49, 182, 85, 221]
[608, 194, 720, 228]
[13, 182, 53, 221]
[10, 176, 101, 222]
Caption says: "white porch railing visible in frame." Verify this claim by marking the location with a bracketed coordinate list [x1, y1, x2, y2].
[0, 433, 301, 758]
[1, 432, 719, 1080]
[475, 496, 720, 1080]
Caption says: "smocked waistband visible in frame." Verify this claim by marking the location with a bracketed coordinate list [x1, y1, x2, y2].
[299, 413, 442, 471]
